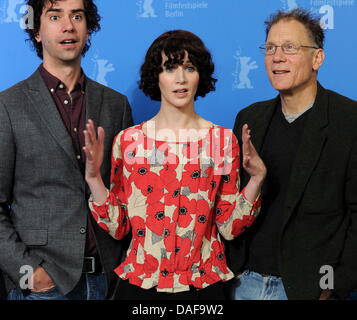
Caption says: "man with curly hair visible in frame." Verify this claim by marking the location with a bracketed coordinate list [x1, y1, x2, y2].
[0, 0, 133, 300]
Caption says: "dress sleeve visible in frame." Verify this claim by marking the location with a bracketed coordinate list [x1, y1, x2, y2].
[214, 132, 261, 241]
[88, 131, 131, 240]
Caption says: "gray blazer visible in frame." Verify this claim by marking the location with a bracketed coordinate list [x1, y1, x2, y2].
[0, 69, 133, 297]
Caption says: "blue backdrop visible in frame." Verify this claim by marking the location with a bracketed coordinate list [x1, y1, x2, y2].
[1, 0, 356, 129]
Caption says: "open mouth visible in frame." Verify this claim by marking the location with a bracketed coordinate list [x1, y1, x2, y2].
[60, 40, 77, 45]
[273, 70, 289, 75]
[173, 89, 188, 93]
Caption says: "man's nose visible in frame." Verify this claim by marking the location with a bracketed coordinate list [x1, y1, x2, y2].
[62, 16, 75, 32]
[272, 46, 287, 62]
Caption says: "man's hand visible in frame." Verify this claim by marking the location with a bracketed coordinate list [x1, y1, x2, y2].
[31, 266, 55, 293]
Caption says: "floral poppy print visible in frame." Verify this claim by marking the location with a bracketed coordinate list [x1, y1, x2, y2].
[146, 202, 167, 235]
[181, 163, 202, 193]
[89, 122, 261, 293]
[143, 253, 159, 278]
[182, 141, 201, 161]
[210, 240, 230, 274]
[172, 195, 195, 228]
[164, 178, 182, 206]
[193, 199, 211, 237]
[175, 236, 192, 270]
[159, 159, 178, 185]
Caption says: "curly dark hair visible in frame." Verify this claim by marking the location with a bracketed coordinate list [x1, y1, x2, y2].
[265, 8, 325, 49]
[24, 0, 101, 59]
[139, 30, 217, 101]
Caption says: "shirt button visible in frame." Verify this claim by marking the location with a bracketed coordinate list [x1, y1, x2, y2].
[79, 227, 86, 234]
[74, 128, 77, 133]
[64, 100, 69, 105]
[59, 84, 64, 89]
[50, 88, 54, 93]
[76, 155, 81, 160]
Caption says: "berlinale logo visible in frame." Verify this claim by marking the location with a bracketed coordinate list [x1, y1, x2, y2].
[232, 50, 258, 90]
[92, 55, 115, 86]
[137, 0, 158, 18]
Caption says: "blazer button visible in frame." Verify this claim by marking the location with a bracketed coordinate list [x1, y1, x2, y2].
[79, 227, 86, 234]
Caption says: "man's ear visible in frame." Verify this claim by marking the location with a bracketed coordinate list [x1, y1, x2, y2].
[313, 49, 325, 71]
[35, 32, 41, 43]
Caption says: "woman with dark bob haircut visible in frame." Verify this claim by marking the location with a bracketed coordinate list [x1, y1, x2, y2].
[139, 30, 216, 101]
[83, 30, 266, 300]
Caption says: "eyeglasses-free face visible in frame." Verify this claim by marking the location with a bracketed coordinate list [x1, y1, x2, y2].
[35, 0, 89, 66]
[263, 19, 324, 95]
[158, 51, 200, 110]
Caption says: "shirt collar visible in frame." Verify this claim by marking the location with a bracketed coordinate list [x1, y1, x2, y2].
[39, 63, 85, 93]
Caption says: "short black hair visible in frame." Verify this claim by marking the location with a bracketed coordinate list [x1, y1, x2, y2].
[139, 30, 217, 101]
[24, 0, 101, 59]
[265, 8, 325, 49]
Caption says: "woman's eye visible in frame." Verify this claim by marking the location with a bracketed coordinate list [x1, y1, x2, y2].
[165, 66, 175, 72]
[186, 66, 196, 72]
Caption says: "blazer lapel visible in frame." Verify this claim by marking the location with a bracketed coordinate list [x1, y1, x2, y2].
[24, 70, 79, 168]
[249, 97, 279, 153]
[239, 97, 278, 188]
[85, 78, 103, 126]
[282, 83, 329, 229]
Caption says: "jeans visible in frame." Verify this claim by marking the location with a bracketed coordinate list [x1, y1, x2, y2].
[7, 273, 107, 300]
[232, 270, 288, 300]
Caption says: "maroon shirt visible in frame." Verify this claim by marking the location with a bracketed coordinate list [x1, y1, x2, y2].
[39, 64, 98, 259]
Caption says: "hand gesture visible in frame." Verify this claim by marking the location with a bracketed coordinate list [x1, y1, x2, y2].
[83, 119, 105, 181]
[31, 266, 55, 293]
[242, 124, 267, 183]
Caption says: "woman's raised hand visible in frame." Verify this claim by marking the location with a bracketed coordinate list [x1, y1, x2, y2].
[241, 123, 266, 181]
[83, 119, 105, 181]
[241, 124, 267, 202]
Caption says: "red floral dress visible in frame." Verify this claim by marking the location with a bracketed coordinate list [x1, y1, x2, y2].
[89, 123, 261, 293]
